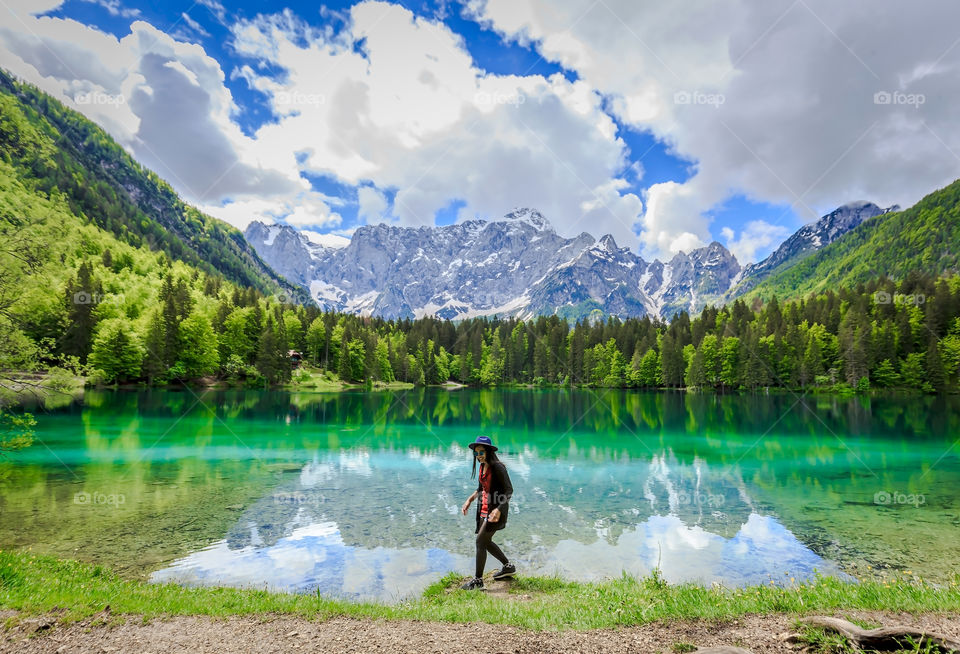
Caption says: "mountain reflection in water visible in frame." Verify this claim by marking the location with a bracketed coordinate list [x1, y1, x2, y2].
[152, 449, 848, 602]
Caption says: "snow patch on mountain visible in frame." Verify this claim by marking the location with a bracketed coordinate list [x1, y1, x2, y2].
[264, 225, 282, 247]
[245, 201, 882, 320]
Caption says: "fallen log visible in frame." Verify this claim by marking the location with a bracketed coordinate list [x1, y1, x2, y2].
[800, 616, 960, 652]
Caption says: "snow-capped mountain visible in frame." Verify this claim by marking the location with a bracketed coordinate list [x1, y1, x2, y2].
[245, 202, 887, 320]
[246, 208, 744, 320]
[726, 201, 899, 299]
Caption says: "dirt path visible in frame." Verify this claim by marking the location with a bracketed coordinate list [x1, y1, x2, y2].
[3, 609, 960, 654]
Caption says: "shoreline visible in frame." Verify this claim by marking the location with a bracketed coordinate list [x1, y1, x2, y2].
[3, 552, 960, 654]
[5, 371, 949, 411]
[2, 550, 959, 632]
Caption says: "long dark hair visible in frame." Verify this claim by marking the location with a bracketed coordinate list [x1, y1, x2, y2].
[471, 447, 500, 479]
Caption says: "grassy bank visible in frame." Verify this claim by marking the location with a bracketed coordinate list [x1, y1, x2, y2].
[2, 551, 959, 631]
[283, 367, 415, 392]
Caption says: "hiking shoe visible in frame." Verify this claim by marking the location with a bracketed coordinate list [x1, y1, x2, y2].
[460, 577, 484, 590]
[492, 563, 516, 580]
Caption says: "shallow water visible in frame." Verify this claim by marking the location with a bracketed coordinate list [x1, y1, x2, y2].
[2, 388, 958, 601]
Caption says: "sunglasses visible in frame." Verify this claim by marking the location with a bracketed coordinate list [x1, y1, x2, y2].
[473, 449, 486, 456]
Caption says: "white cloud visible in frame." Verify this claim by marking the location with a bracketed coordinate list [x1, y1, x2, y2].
[721, 220, 790, 264]
[235, 1, 644, 246]
[640, 180, 712, 256]
[198, 192, 341, 231]
[79, 0, 140, 19]
[1, 0, 648, 250]
[470, 0, 960, 258]
[357, 186, 390, 224]
[5, 0, 63, 16]
[0, 10, 307, 208]
[7, 0, 952, 262]
[196, 0, 226, 25]
[179, 12, 210, 39]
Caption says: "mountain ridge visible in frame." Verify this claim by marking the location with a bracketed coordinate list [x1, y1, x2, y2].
[726, 201, 898, 299]
[246, 209, 748, 320]
[247, 193, 916, 320]
[742, 180, 960, 300]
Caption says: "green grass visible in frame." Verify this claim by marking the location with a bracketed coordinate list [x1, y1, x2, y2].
[2, 550, 960, 631]
[282, 367, 415, 392]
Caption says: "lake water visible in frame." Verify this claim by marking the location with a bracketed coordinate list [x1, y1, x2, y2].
[2, 388, 959, 602]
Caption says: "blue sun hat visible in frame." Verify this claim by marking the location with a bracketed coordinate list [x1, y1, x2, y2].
[467, 435, 498, 452]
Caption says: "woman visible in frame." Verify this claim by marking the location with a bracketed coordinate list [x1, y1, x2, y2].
[460, 435, 515, 590]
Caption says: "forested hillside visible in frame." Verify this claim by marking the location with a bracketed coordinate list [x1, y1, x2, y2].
[3, 95, 959, 394]
[6, 151, 958, 396]
[0, 155, 283, 389]
[745, 179, 960, 301]
[0, 69, 287, 294]
[2, 68, 960, 396]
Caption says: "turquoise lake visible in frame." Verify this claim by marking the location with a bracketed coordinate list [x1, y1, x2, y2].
[2, 388, 958, 602]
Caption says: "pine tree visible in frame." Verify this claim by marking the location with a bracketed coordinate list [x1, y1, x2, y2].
[799, 333, 823, 386]
[345, 338, 366, 382]
[338, 330, 352, 381]
[221, 307, 254, 364]
[175, 313, 219, 379]
[700, 334, 720, 386]
[604, 339, 626, 387]
[373, 338, 394, 382]
[629, 345, 644, 387]
[925, 337, 946, 392]
[283, 311, 304, 351]
[899, 353, 926, 390]
[660, 333, 685, 387]
[871, 359, 900, 387]
[740, 329, 770, 389]
[256, 315, 288, 384]
[142, 309, 166, 381]
[62, 262, 100, 362]
[719, 337, 740, 389]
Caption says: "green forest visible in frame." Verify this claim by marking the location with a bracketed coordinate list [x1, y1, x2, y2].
[4, 177, 960, 394]
[2, 68, 960, 399]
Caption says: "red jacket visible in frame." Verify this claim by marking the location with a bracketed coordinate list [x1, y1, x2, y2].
[475, 460, 513, 533]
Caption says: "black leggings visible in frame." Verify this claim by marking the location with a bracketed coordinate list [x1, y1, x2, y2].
[475, 519, 508, 578]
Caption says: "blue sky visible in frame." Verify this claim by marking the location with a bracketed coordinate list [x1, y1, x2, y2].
[6, 0, 954, 263]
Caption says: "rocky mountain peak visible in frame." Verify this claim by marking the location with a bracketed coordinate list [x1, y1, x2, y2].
[244, 198, 889, 321]
[502, 207, 553, 232]
[692, 241, 740, 268]
[597, 234, 619, 252]
[725, 200, 897, 299]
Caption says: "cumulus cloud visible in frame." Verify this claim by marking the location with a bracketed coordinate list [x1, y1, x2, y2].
[720, 220, 790, 264]
[357, 186, 390, 224]
[1, 0, 646, 246]
[197, 192, 341, 231]
[234, 1, 644, 245]
[0, 5, 314, 214]
[469, 0, 960, 258]
[7, 0, 955, 260]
